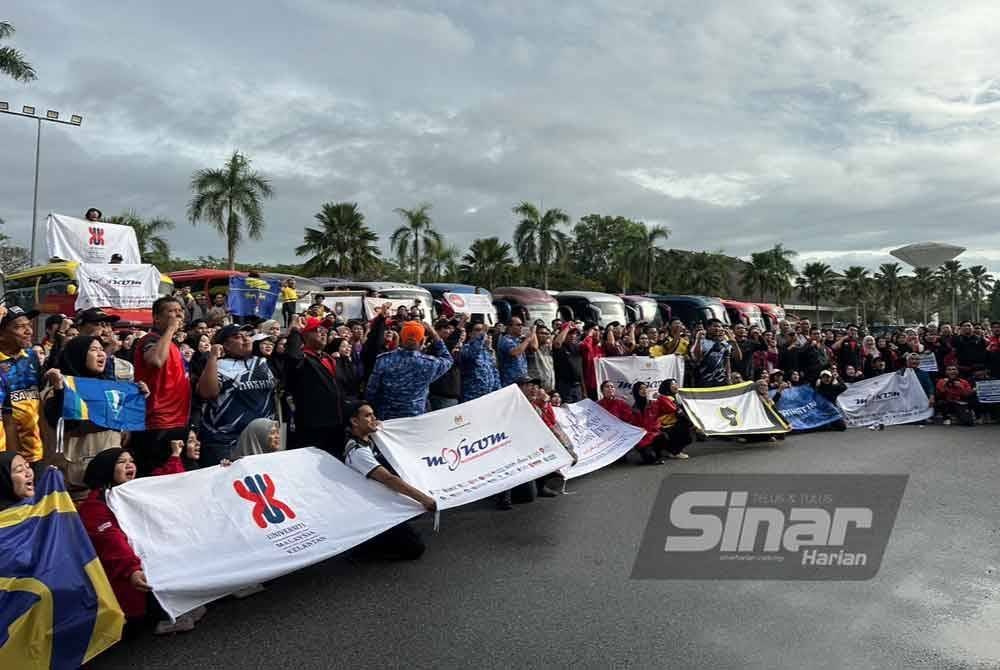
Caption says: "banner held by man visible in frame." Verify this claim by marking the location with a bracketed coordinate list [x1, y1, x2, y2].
[554, 399, 645, 479]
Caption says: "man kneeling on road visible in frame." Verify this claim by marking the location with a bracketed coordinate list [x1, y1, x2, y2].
[935, 364, 975, 426]
[343, 401, 436, 560]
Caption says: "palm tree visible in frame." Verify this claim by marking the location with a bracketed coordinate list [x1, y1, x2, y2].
[460, 237, 515, 291]
[795, 262, 839, 324]
[188, 151, 274, 270]
[937, 260, 968, 323]
[967, 265, 994, 322]
[107, 210, 174, 265]
[839, 266, 870, 325]
[741, 252, 773, 302]
[512, 202, 570, 290]
[390, 203, 440, 284]
[684, 252, 725, 295]
[874, 262, 903, 324]
[421, 238, 461, 282]
[295, 202, 380, 277]
[0, 22, 36, 82]
[634, 224, 670, 294]
[766, 244, 798, 305]
[909, 267, 937, 324]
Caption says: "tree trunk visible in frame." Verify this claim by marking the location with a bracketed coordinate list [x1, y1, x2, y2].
[414, 235, 421, 284]
[227, 202, 235, 271]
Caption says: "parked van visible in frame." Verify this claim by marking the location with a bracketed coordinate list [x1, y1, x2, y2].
[755, 303, 786, 332]
[492, 287, 560, 326]
[721, 299, 766, 330]
[649, 295, 730, 329]
[555, 291, 627, 328]
[620, 295, 667, 327]
[421, 283, 497, 325]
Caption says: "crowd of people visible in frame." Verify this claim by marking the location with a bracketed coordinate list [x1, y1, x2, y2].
[2, 287, 999, 642]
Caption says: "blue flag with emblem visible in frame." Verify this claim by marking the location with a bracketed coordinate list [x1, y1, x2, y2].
[0, 469, 124, 668]
[62, 376, 146, 432]
[228, 275, 282, 318]
[770, 384, 843, 431]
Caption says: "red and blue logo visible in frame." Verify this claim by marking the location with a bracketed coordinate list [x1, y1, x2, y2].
[88, 226, 105, 246]
[233, 473, 296, 529]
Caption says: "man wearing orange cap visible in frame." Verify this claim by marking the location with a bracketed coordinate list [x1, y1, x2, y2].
[365, 320, 453, 420]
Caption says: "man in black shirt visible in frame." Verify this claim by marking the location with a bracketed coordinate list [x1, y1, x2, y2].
[832, 324, 862, 376]
[953, 321, 987, 378]
[552, 323, 585, 403]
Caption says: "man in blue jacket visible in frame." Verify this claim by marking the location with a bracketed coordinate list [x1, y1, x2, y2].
[366, 321, 453, 420]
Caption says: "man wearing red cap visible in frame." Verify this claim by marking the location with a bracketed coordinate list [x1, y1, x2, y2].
[366, 320, 453, 420]
[285, 315, 344, 454]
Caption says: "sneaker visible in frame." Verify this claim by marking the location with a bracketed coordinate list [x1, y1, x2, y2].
[180, 605, 208, 623]
[232, 583, 265, 599]
[154, 618, 195, 635]
[667, 453, 690, 459]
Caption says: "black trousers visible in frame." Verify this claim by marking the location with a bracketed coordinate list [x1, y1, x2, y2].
[282, 301, 297, 327]
[354, 521, 425, 560]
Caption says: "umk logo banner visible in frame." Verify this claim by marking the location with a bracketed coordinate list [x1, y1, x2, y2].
[45, 212, 142, 263]
[632, 474, 907, 580]
[374, 385, 573, 510]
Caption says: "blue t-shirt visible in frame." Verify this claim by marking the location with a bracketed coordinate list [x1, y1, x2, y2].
[200, 356, 276, 452]
[498, 334, 528, 386]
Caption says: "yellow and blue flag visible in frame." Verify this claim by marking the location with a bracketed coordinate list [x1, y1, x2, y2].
[0, 469, 124, 669]
[62, 376, 146, 433]
[228, 275, 282, 318]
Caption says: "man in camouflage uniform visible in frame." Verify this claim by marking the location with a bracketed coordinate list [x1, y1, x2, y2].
[459, 322, 501, 402]
[366, 321, 453, 420]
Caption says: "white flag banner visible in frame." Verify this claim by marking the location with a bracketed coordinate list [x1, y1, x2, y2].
[373, 385, 573, 510]
[975, 379, 1000, 404]
[596, 355, 685, 406]
[321, 295, 365, 321]
[554, 399, 645, 479]
[444, 292, 494, 315]
[836, 369, 934, 427]
[45, 213, 142, 264]
[107, 448, 423, 620]
[677, 382, 790, 436]
[917, 352, 938, 373]
[74, 263, 161, 310]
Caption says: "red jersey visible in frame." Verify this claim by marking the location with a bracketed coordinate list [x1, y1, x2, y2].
[134, 329, 191, 429]
[935, 378, 973, 403]
[579, 336, 604, 393]
[597, 396, 635, 424]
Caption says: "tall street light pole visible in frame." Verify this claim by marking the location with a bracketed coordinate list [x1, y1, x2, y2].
[0, 102, 83, 265]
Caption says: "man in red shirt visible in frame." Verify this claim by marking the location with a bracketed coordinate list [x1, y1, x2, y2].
[131, 296, 192, 474]
[578, 323, 604, 400]
[934, 364, 975, 426]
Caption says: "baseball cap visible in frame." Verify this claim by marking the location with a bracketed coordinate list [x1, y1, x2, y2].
[301, 316, 333, 334]
[76, 307, 121, 325]
[213, 323, 255, 344]
[515, 376, 542, 386]
[45, 313, 68, 329]
[251, 333, 275, 343]
[0, 306, 39, 329]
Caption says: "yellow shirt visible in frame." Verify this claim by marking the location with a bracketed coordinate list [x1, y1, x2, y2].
[280, 287, 298, 303]
[0, 348, 44, 462]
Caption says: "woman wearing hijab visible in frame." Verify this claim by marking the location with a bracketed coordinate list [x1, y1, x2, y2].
[77, 448, 205, 635]
[655, 379, 692, 459]
[0, 452, 36, 511]
[630, 382, 666, 464]
[41, 336, 148, 502]
[325, 336, 361, 402]
[232, 418, 281, 460]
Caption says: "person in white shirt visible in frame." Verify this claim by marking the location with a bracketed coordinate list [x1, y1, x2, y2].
[342, 402, 436, 560]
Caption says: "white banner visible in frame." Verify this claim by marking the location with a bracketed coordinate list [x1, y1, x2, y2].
[554, 399, 645, 479]
[74, 263, 161, 310]
[975, 379, 1000, 404]
[677, 382, 790, 436]
[836, 369, 933, 427]
[45, 213, 142, 264]
[107, 448, 423, 619]
[595, 355, 685, 406]
[917, 352, 938, 373]
[321, 295, 365, 321]
[373, 385, 573, 510]
[444, 292, 494, 315]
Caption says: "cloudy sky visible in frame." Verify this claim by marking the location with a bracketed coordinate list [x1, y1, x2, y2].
[3, 1, 1000, 273]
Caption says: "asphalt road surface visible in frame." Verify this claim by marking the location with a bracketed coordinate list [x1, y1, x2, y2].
[91, 426, 1000, 670]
